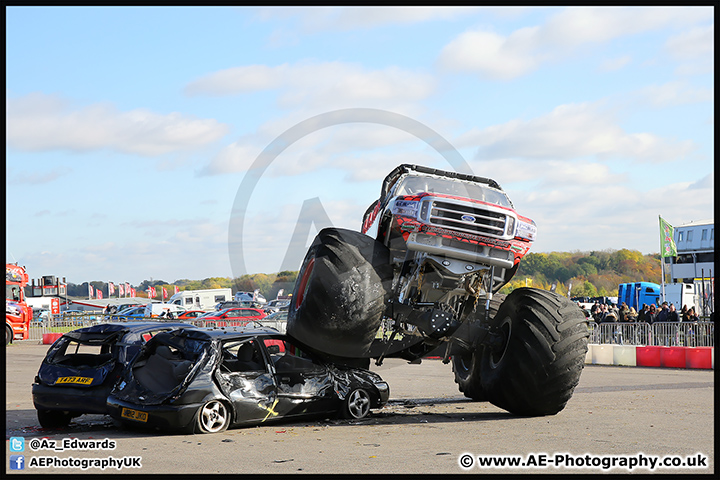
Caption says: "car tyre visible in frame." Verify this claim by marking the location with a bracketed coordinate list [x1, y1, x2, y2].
[452, 294, 506, 401]
[195, 400, 230, 434]
[37, 409, 72, 429]
[479, 288, 589, 416]
[343, 388, 371, 419]
[6, 325, 13, 345]
[287, 228, 393, 358]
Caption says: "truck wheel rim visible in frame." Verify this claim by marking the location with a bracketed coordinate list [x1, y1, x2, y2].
[294, 257, 315, 310]
[489, 316, 512, 369]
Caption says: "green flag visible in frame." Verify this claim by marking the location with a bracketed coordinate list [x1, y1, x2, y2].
[659, 216, 677, 257]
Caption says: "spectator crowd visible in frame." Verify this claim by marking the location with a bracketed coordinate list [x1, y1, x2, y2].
[582, 301, 701, 324]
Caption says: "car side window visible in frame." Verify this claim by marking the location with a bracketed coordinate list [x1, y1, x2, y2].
[268, 339, 323, 373]
[220, 340, 265, 372]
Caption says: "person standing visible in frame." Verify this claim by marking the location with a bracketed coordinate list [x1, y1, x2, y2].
[646, 304, 658, 325]
[656, 302, 670, 323]
[666, 304, 680, 322]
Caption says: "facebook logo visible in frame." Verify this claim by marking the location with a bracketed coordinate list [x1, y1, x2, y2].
[9, 436, 25, 452]
[10, 455, 25, 470]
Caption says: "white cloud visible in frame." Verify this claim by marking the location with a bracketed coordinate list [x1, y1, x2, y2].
[438, 6, 713, 80]
[185, 61, 435, 108]
[201, 120, 442, 177]
[598, 55, 632, 72]
[8, 167, 73, 185]
[514, 173, 714, 255]
[438, 28, 543, 80]
[457, 102, 695, 162]
[665, 24, 714, 59]
[6, 93, 230, 156]
[635, 81, 713, 108]
[665, 24, 714, 76]
[254, 6, 486, 32]
[197, 140, 263, 177]
[471, 158, 618, 188]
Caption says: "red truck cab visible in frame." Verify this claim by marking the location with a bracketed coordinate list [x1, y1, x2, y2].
[6, 263, 32, 344]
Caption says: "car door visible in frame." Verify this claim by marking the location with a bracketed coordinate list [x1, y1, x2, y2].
[261, 337, 337, 419]
[214, 338, 279, 424]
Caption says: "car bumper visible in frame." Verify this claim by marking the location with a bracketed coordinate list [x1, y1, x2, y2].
[374, 382, 390, 406]
[32, 383, 110, 414]
[406, 231, 515, 270]
[106, 396, 202, 432]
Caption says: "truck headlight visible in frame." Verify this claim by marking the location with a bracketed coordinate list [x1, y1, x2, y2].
[391, 200, 420, 217]
[515, 219, 537, 241]
[505, 216, 516, 237]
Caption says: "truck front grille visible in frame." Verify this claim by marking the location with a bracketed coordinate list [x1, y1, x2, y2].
[427, 200, 508, 238]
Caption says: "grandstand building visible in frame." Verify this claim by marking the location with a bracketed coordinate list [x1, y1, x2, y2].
[669, 219, 714, 283]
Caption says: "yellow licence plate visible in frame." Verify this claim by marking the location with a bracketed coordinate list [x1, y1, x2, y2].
[55, 376, 93, 385]
[121, 407, 148, 422]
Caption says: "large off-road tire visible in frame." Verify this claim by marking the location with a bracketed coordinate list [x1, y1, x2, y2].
[287, 228, 393, 358]
[480, 288, 589, 416]
[451, 293, 506, 400]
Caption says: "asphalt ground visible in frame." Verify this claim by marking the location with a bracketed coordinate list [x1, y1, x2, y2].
[5, 341, 715, 475]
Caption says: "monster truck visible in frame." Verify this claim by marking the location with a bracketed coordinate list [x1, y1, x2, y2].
[288, 164, 589, 416]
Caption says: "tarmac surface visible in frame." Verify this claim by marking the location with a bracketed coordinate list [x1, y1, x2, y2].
[5, 341, 715, 475]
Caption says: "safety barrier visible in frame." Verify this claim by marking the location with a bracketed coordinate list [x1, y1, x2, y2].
[586, 344, 714, 369]
[588, 322, 714, 347]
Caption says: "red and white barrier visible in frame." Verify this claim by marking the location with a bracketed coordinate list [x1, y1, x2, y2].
[586, 344, 714, 369]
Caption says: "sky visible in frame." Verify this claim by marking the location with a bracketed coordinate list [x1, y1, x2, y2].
[6, 6, 714, 287]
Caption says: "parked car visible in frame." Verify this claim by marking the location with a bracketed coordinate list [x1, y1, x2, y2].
[143, 303, 187, 319]
[107, 326, 389, 434]
[196, 307, 266, 326]
[264, 299, 290, 314]
[32, 309, 50, 323]
[111, 306, 147, 321]
[60, 309, 99, 325]
[175, 310, 206, 320]
[31, 322, 192, 428]
[214, 300, 260, 311]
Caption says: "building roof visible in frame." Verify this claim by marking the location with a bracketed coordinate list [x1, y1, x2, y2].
[677, 219, 714, 228]
[66, 297, 156, 310]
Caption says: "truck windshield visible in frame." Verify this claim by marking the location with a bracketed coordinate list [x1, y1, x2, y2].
[396, 175, 512, 208]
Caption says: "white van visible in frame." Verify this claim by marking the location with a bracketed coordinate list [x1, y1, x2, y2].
[168, 288, 233, 311]
[234, 290, 267, 305]
[143, 303, 187, 319]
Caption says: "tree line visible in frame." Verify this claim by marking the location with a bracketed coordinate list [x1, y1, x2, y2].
[55, 249, 660, 301]
[59, 271, 300, 302]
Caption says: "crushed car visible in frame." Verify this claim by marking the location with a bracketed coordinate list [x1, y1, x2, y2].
[32, 322, 192, 428]
[107, 326, 389, 434]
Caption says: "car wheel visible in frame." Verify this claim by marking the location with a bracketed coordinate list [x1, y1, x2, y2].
[343, 388, 371, 419]
[37, 409, 72, 429]
[6, 325, 12, 345]
[195, 400, 230, 434]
